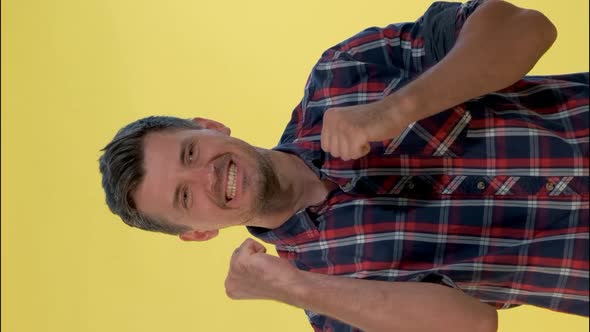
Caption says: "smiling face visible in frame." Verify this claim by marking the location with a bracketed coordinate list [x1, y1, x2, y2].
[132, 119, 285, 240]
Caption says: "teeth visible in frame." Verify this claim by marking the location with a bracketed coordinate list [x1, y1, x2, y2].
[226, 163, 237, 200]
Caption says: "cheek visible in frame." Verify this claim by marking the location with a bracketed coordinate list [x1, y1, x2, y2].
[191, 190, 214, 211]
[188, 190, 229, 221]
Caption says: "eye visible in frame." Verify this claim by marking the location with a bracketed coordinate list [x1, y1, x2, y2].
[187, 142, 197, 164]
[182, 189, 189, 208]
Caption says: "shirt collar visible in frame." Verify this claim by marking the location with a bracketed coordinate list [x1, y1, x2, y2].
[247, 210, 320, 246]
[272, 140, 326, 179]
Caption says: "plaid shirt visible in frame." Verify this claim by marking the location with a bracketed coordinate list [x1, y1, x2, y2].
[248, 1, 590, 331]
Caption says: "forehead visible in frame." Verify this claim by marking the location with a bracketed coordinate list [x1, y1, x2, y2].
[132, 130, 188, 221]
[141, 128, 203, 161]
[143, 130, 180, 156]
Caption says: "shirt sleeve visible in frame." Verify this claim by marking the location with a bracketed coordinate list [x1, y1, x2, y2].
[420, 0, 485, 67]
[306, 309, 363, 332]
[305, 1, 486, 158]
[318, 1, 485, 73]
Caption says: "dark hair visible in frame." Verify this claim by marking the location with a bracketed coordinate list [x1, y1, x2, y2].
[99, 116, 201, 235]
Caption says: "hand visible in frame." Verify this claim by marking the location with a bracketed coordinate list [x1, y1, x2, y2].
[320, 98, 408, 160]
[224, 238, 302, 303]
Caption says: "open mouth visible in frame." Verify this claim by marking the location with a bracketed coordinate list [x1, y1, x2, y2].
[225, 161, 238, 201]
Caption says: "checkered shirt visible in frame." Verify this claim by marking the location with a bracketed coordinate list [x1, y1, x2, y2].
[248, 1, 589, 331]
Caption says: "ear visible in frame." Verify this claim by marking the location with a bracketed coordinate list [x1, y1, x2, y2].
[178, 229, 219, 242]
[192, 117, 231, 136]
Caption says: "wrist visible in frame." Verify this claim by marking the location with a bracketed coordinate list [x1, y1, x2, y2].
[286, 270, 333, 310]
[294, 270, 314, 308]
[382, 92, 418, 128]
[272, 268, 309, 308]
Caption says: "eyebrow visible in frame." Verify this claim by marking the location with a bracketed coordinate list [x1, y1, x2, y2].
[172, 136, 194, 211]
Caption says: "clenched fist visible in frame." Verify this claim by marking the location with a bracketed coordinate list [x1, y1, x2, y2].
[320, 98, 408, 160]
[224, 238, 303, 303]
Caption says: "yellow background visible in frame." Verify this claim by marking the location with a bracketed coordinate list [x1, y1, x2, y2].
[2, 0, 588, 331]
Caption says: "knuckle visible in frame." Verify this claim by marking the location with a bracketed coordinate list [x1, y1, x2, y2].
[325, 108, 336, 115]
[224, 281, 237, 299]
[225, 288, 236, 299]
[230, 258, 245, 271]
[324, 108, 339, 121]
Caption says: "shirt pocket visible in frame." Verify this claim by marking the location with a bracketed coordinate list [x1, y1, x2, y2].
[383, 106, 471, 158]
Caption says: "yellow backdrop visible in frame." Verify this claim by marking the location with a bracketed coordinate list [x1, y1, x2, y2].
[2, 0, 588, 331]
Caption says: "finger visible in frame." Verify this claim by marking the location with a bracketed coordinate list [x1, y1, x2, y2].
[321, 110, 335, 153]
[254, 242, 267, 254]
[350, 142, 370, 160]
[329, 131, 340, 158]
[322, 126, 335, 154]
[241, 238, 266, 255]
[231, 239, 251, 259]
[230, 246, 241, 264]
[248, 239, 267, 254]
[357, 143, 371, 159]
[321, 127, 329, 153]
[345, 133, 366, 161]
[361, 143, 370, 155]
[339, 136, 352, 161]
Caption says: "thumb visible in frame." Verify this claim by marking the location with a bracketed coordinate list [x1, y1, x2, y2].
[361, 143, 370, 155]
[242, 238, 267, 254]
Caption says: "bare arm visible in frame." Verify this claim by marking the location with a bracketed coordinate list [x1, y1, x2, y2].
[225, 239, 498, 332]
[294, 269, 497, 332]
[320, 0, 558, 160]
[392, 0, 557, 124]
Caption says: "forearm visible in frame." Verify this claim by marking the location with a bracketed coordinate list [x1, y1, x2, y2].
[282, 270, 497, 332]
[390, 0, 557, 124]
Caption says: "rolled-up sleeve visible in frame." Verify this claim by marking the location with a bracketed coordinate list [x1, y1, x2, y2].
[420, 0, 485, 67]
[306, 1, 487, 158]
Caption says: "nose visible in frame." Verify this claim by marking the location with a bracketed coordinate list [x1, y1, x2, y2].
[181, 162, 217, 195]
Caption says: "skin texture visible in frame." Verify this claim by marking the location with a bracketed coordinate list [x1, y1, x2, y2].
[320, 0, 556, 162]
[226, 239, 498, 332]
[136, 1, 558, 331]
[133, 118, 334, 240]
[224, 1, 557, 331]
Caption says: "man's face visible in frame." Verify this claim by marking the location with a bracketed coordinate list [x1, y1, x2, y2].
[133, 123, 282, 238]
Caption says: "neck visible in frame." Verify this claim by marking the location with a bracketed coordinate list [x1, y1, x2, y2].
[251, 149, 333, 230]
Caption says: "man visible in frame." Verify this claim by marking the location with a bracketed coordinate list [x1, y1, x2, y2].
[99, 0, 589, 331]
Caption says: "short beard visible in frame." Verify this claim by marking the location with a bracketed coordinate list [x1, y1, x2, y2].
[252, 152, 293, 216]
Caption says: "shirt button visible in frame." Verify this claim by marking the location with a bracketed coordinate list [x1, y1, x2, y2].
[477, 181, 486, 190]
[546, 182, 555, 191]
[407, 182, 415, 190]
